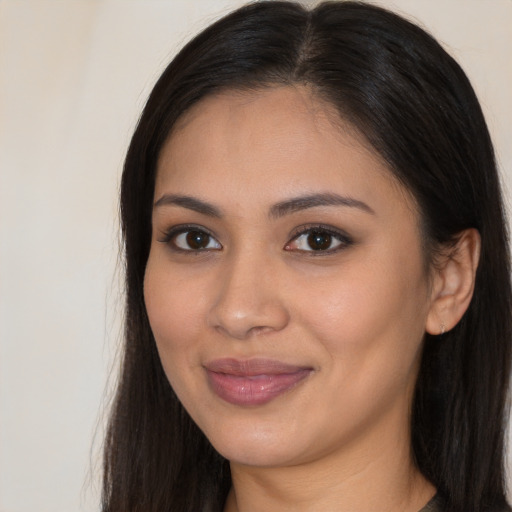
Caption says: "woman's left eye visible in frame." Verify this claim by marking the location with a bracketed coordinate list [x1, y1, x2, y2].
[285, 228, 351, 253]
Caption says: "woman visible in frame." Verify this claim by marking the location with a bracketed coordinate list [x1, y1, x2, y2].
[102, 2, 512, 511]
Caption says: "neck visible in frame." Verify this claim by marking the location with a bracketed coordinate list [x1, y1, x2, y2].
[223, 407, 435, 512]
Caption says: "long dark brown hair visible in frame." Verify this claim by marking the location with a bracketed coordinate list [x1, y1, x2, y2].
[103, 2, 512, 511]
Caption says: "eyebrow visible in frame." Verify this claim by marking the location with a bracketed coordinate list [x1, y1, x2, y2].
[269, 193, 375, 219]
[153, 192, 375, 218]
[154, 194, 222, 217]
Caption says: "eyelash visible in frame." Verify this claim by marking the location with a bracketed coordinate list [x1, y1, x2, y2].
[158, 223, 353, 254]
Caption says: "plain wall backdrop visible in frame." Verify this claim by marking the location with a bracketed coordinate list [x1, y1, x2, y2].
[0, 1, 511, 511]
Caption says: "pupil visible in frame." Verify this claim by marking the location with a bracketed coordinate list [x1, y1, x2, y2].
[186, 231, 209, 249]
[307, 231, 332, 250]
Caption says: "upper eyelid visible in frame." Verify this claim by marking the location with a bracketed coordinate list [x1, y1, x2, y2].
[157, 224, 220, 243]
[288, 224, 352, 241]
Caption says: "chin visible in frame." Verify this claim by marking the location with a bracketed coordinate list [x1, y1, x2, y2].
[200, 414, 314, 468]
[213, 437, 301, 468]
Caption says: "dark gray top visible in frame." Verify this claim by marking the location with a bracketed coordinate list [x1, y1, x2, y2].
[419, 494, 444, 512]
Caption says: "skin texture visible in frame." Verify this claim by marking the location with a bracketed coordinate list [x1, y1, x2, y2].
[144, 86, 480, 512]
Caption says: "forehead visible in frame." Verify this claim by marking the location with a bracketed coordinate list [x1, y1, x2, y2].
[165, 86, 374, 161]
[155, 86, 414, 216]
[172, 85, 343, 138]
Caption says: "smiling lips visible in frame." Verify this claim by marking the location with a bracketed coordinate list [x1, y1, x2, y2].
[205, 358, 313, 406]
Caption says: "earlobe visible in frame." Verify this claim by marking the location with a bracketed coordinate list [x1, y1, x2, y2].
[425, 228, 481, 335]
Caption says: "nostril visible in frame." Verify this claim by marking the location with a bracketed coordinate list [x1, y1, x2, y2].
[212, 319, 285, 341]
[247, 325, 276, 337]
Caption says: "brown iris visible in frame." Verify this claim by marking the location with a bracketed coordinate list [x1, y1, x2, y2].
[186, 231, 210, 250]
[307, 231, 332, 251]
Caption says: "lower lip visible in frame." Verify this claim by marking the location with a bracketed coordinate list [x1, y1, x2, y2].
[206, 369, 312, 406]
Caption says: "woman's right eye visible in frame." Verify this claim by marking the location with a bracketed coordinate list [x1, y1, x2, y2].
[160, 228, 222, 251]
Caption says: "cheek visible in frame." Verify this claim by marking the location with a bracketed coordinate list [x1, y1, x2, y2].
[291, 261, 429, 440]
[143, 254, 206, 367]
[143, 256, 216, 418]
[294, 249, 429, 372]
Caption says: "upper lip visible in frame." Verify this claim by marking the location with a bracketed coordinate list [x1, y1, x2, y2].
[204, 358, 313, 376]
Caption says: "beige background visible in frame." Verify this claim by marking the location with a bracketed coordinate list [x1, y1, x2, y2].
[0, 1, 510, 511]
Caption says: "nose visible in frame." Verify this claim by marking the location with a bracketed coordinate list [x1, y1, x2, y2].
[207, 250, 290, 340]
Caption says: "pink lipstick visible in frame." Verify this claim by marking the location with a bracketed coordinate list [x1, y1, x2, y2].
[204, 358, 313, 406]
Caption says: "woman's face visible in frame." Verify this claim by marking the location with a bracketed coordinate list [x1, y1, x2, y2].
[144, 86, 436, 468]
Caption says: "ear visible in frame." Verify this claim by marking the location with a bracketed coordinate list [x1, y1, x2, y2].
[425, 228, 481, 335]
